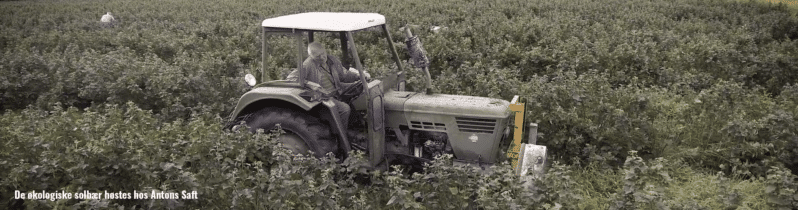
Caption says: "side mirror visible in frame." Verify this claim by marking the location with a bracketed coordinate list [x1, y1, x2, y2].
[245, 74, 257, 87]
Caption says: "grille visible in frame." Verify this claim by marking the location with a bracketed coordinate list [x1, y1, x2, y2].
[455, 117, 496, 134]
[410, 121, 446, 131]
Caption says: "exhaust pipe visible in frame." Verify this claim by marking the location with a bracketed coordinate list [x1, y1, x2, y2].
[527, 123, 538, 145]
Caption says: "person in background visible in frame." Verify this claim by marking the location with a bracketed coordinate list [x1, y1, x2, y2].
[101, 12, 115, 23]
[100, 12, 116, 27]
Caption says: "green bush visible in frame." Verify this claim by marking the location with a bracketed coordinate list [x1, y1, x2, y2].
[0, 104, 545, 209]
[3, 0, 797, 115]
[0, 102, 277, 209]
[0, 102, 780, 209]
[765, 166, 798, 209]
[2, 0, 798, 208]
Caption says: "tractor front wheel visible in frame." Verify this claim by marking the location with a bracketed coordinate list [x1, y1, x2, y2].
[246, 107, 339, 159]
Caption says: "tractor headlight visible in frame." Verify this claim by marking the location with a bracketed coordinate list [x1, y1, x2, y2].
[244, 74, 257, 87]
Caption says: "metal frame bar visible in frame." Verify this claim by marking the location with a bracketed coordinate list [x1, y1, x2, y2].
[268, 28, 271, 82]
[382, 24, 405, 91]
[294, 31, 304, 86]
[345, 31, 364, 71]
[339, 31, 351, 69]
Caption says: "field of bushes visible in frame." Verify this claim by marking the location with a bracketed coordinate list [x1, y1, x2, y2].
[2, 0, 798, 209]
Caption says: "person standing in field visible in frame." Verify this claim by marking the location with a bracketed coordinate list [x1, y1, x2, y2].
[100, 12, 115, 27]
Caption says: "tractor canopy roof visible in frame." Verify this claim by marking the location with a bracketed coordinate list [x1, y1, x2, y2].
[261, 12, 386, 32]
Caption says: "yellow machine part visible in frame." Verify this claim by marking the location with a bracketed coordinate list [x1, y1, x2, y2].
[506, 97, 525, 170]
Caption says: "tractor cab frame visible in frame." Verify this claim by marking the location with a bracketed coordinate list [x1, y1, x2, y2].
[235, 12, 404, 167]
[257, 12, 406, 91]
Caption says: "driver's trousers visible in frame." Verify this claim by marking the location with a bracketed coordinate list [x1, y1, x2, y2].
[331, 98, 350, 129]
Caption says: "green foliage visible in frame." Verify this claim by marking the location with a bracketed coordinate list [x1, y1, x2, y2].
[765, 166, 798, 209]
[0, 103, 277, 209]
[0, 103, 777, 210]
[2, 0, 798, 208]
[529, 162, 583, 209]
[610, 151, 673, 210]
[398, 154, 538, 209]
[0, 104, 547, 209]
[603, 151, 771, 210]
[3, 0, 797, 115]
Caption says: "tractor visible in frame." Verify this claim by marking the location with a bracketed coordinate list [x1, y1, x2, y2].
[227, 12, 546, 174]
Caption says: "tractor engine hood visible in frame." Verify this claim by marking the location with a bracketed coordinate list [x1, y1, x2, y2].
[385, 92, 513, 164]
[402, 93, 511, 119]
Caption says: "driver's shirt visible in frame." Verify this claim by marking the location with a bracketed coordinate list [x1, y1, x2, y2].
[300, 54, 359, 96]
[318, 62, 336, 93]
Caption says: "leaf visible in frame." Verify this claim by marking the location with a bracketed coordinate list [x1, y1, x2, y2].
[550, 203, 562, 210]
[160, 162, 175, 171]
[768, 195, 787, 205]
[658, 171, 672, 182]
[450, 187, 459, 195]
[427, 192, 436, 198]
[387, 195, 398, 205]
[765, 185, 776, 194]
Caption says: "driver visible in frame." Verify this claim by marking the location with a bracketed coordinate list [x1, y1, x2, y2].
[298, 42, 369, 129]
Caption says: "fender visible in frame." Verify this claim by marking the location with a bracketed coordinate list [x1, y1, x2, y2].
[228, 83, 320, 120]
[228, 81, 351, 157]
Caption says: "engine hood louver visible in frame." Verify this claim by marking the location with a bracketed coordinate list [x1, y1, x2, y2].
[455, 117, 496, 134]
[410, 121, 446, 131]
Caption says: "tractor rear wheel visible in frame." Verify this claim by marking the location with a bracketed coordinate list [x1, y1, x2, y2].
[246, 107, 339, 159]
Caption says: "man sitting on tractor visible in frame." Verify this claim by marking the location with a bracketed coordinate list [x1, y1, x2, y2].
[298, 42, 369, 130]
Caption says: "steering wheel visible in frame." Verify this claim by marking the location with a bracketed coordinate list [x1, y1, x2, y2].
[338, 80, 363, 103]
